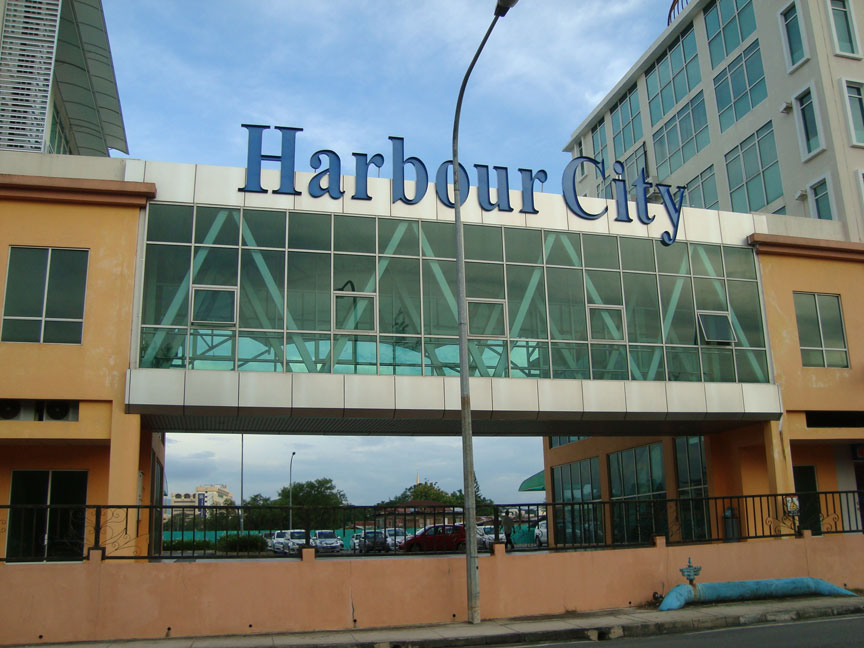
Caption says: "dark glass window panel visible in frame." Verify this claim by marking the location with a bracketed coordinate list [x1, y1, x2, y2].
[629, 345, 665, 380]
[690, 244, 723, 277]
[333, 334, 377, 374]
[44, 249, 88, 319]
[423, 337, 459, 375]
[334, 215, 376, 253]
[379, 336, 422, 375]
[609, 454, 622, 498]
[237, 331, 283, 372]
[45, 471, 87, 560]
[507, 265, 548, 339]
[239, 249, 284, 330]
[147, 204, 193, 243]
[333, 254, 376, 293]
[189, 328, 235, 370]
[421, 221, 456, 258]
[42, 321, 83, 344]
[546, 267, 587, 341]
[286, 332, 331, 372]
[242, 209, 286, 248]
[826, 350, 849, 369]
[193, 289, 235, 324]
[510, 340, 550, 378]
[379, 218, 419, 256]
[286, 252, 331, 331]
[650, 442, 666, 491]
[817, 294, 846, 349]
[423, 259, 457, 335]
[505, 228, 543, 264]
[590, 343, 628, 380]
[735, 349, 768, 382]
[701, 347, 735, 381]
[544, 231, 582, 267]
[142, 244, 191, 326]
[675, 437, 689, 489]
[193, 247, 238, 286]
[585, 270, 622, 305]
[793, 293, 821, 348]
[620, 238, 655, 272]
[590, 308, 624, 341]
[667, 346, 701, 381]
[727, 280, 764, 347]
[801, 348, 824, 367]
[621, 450, 637, 496]
[5, 247, 48, 316]
[140, 327, 187, 369]
[583, 234, 620, 269]
[550, 342, 590, 379]
[464, 224, 502, 261]
[423, 337, 507, 377]
[624, 273, 662, 343]
[2, 319, 41, 342]
[636, 445, 651, 494]
[466, 262, 505, 299]
[378, 257, 421, 335]
[656, 241, 690, 274]
[694, 278, 728, 312]
[723, 247, 756, 279]
[335, 295, 375, 331]
[698, 313, 736, 343]
[289, 212, 331, 251]
[469, 302, 505, 336]
[659, 276, 697, 345]
[7, 471, 49, 560]
[195, 206, 239, 245]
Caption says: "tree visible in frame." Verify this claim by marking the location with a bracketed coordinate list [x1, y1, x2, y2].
[276, 478, 349, 533]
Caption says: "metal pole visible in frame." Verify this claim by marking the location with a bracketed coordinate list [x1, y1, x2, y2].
[289, 451, 296, 529]
[240, 434, 244, 532]
[452, 9, 507, 626]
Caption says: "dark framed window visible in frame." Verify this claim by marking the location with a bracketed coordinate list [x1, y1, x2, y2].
[793, 292, 848, 367]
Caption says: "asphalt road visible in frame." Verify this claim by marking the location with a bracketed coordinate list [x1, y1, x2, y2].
[489, 614, 864, 647]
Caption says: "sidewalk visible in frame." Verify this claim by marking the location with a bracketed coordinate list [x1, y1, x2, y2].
[13, 596, 864, 648]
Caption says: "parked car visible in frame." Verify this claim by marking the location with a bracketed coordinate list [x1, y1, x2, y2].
[262, 531, 275, 550]
[384, 527, 407, 551]
[357, 529, 389, 553]
[478, 525, 498, 550]
[273, 529, 306, 554]
[534, 520, 548, 548]
[402, 524, 466, 553]
[311, 529, 343, 553]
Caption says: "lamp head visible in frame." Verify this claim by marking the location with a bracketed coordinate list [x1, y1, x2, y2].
[494, 0, 518, 17]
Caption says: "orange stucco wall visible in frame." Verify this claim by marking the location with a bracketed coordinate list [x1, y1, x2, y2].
[1, 533, 861, 646]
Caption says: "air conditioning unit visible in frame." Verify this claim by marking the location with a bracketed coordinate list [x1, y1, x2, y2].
[43, 400, 78, 422]
[0, 399, 37, 421]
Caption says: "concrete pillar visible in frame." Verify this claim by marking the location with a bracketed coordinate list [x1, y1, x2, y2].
[763, 419, 795, 494]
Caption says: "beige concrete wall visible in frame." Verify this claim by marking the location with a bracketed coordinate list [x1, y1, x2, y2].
[1, 533, 862, 646]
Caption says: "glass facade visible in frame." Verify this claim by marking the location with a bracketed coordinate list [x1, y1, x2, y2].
[782, 3, 805, 66]
[138, 204, 769, 383]
[704, 0, 756, 68]
[725, 121, 782, 213]
[675, 436, 709, 541]
[646, 24, 700, 125]
[713, 40, 766, 132]
[591, 120, 612, 198]
[609, 443, 667, 544]
[797, 89, 821, 155]
[611, 85, 642, 159]
[846, 82, 864, 145]
[622, 144, 649, 200]
[684, 165, 719, 209]
[831, 0, 859, 55]
[551, 457, 603, 545]
[793, 292, 848, 368]
[653, 92, 709, 180]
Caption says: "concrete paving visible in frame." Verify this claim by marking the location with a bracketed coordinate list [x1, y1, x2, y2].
[11, 596, 864, 648]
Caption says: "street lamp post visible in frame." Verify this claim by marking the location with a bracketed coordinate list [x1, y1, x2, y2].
[289, 451, 297, 529]
[452, 0, 519, 625]
[239, 434, 244, 533]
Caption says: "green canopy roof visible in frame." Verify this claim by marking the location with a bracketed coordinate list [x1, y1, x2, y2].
[518, 470, 545, 492]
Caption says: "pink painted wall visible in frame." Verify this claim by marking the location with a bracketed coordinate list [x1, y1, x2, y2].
[1, 534, 862, 646]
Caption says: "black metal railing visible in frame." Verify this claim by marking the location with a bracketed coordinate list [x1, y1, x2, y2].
[0, 491, 860, 562]
[668, 0, 692, 25]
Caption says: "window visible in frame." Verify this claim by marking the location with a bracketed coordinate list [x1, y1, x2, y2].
[793, 292, 848, 368]
[725, 122, 783, 213]
[830, 0, 860, 55]
[795, 87, 823, 157]
[574, 139, 587, 179]
[621, 144, 648, 200]
[591, 120, 612, 198]
[551, 457, 603, 545]
[845, 81, 864, 145]
[684, 165, 719, 209]
[550, 436, 588, 448]
[609, 443, 667, 544]
[713, 40, 766, 132]
[780, 3, 807, 69]
[646, 25, 701, 125]
[2, 247, 88, 344]
[808, 178, 833, 220]
[704, 0, 757, 68]
[611, 85, 643, 158]
[653, 92, 710, 180]
[676, 436, 709, 541]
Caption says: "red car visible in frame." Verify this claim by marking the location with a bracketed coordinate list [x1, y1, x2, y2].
[402, 524, 466, 552]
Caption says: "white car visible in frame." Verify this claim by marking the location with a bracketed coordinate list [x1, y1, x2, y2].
[478, 525, 498, 549]
[273, 529, 306, 554]
[384, 527, 407, 551]
[534, 520, 548, 548]
[311, 530, 343, 553]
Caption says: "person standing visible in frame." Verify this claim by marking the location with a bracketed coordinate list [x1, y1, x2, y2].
[502, 510, 515, 550]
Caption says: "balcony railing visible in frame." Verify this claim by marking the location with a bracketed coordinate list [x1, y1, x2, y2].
[668, 0, 692, 26]
[1, 491, 861, 562]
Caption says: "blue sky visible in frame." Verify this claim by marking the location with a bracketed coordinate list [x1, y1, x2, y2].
[102, 0, 672, 504]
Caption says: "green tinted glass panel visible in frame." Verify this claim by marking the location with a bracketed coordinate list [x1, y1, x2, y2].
[189, 328, 235, 370]
[333, 334, 377, 373]
[421, 221, 456, 258]
[140, 327, 186, 368]
[379, 219, 419, 256]
[423, 259, 457, 335]
[698, 313, 735, 342]
[239, 249, 284, 329]
[464, 224, 502, 261]
[620, 238, 655, 271]
[286, 252, 330, 331]
[142, 244, 190, 326]
[469, 302, 505, 336]
[727, 280, 763, 347]
[333, 254, 375, 293]
[723, 247, 756, 279]
[735, 349, 768, 382]
[42, 320, 82, 344]
[659, 275, 696, 344]
[379, 336, 422, 375]
[546, 267, 587, 341]
[510, 340, 550, 378]
[195, 207, 239, 245]
[507, 265, 548, 339]
[816, 294, 846, 349]
[5, 247, 48, 316]
[701, 347, 735, 381]
[286, 332, 330, 372]
[335, 295, 374, 331]
[193, 289, 235, 323]
[666, 346, 701, 381]
[147, 204, 193, 243]
[585, 270, 622, 305]
[656, 240, 690, 274]
[423, 337, 459, 375]
[238, 331, 283, 372]
[466, 262, 505, 299]
[423, 337, 507, 377]
[193, 247, 238, 286]
[242, 209, 286, 248]
[624, 273, 662, 343]
[801, 348, 824, 367]
[334, 215, 375, 253]
[378, 257, 420, 335]
[690, 244, 723, 276]
[629, 345, 665, 380]
[583, 234, 620, 269]
[694, 278, 727, 311]
[550, 342, 590, 379]
[793, 293, 820, 348]
[591, 343, 628, 379]
[505, 228, 543, 264]
[289, 212, 330, 250]
[590, 308, 624, 341]
[1, 319, 41, 342]
[44, 249, 87, 319]
[826, 350, 849, 369]
[544, 231, 581, 266]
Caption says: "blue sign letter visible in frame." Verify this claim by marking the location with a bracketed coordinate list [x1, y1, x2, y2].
[518, 168, 548, 214]
[239, 124, 302, 195]
[562, 156, 608, 220]
[309, 150, 344, 199]
[352, 152, 384, 201]
[474, 165, 513, 212]
[435, 161, 471, 208]
[390, 136, 428, 205]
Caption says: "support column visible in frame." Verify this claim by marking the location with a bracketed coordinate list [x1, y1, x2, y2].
[105, 406, 143, 556]
[763, 419, 795, 494]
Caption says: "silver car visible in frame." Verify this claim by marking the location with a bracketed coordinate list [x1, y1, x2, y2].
[311, 530, 343, 553]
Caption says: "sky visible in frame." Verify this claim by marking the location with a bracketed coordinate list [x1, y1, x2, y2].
[101, 0, 672, 505]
